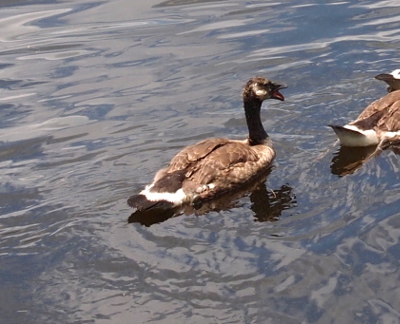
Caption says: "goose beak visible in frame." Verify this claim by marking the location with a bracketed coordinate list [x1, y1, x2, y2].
[272, 83, 287, 101]
[375, 73, 395, 82]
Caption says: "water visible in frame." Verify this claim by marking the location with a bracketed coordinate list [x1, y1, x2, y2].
[1, 0, 400, 323]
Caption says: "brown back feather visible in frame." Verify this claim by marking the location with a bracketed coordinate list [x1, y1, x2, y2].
[189, 141, 260, 185]
[167, 138, 230, 173]
[166, 137, 272, 186]
[356, 91, 400, 121]
[376, 100, 400, 131]
[351, 91, 400, 132]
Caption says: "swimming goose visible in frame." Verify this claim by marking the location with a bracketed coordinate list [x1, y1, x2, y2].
[329, 69, 400, 147]
[128, 77, 287, 211]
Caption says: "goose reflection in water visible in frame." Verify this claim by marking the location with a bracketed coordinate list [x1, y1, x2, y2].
[128, 170, 296, 227]
[330, 143, 400, 176]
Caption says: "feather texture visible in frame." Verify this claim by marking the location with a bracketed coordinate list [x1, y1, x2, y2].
[128, 77, 286, 211]
[355, 91, 400, 131]
[330, 70, 400, 147]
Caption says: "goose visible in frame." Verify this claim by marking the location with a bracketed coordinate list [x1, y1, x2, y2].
[329, 69, 400, 147]
[128, 77, 287, 211]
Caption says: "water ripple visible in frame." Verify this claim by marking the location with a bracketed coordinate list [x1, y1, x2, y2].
[1, 0, 400, 323]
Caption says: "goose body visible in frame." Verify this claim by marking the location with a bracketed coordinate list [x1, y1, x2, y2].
[128, 77, 286, 211]
[330, 69, 400, 147]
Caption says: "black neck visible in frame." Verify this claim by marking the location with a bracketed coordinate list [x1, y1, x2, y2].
[244, 98, 269, 145]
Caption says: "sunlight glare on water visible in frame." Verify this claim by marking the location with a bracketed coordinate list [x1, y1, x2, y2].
[1, 0, 400, 323]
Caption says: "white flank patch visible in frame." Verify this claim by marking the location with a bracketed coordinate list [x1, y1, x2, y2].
[338, 125, 379, 146]
[382, 131, 400, 141]
[140, 184, 188, 205]
[390, 69, 400, 79]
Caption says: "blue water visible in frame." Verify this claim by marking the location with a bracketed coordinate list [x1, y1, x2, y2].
[1, 0, 400, 323]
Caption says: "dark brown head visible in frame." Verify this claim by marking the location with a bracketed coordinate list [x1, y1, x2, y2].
[375, 69, 400, 93]
[242, 76, 287, 102]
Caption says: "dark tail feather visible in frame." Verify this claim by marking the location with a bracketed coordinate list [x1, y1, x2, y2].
[127, 194, 174, 211]
[328, 124, 363, 137]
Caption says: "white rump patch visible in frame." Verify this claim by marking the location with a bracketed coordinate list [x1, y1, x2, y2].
[140, 184, 188, 205]
[338, 125, 379, 146]
[390, 69, 400, 79]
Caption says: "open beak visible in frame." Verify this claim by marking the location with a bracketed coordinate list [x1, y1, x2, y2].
[272, 83, 287, 101]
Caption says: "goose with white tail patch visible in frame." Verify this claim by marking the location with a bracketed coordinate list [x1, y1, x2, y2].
[329, 69, 400, 147]
[128, 77, 287, 211]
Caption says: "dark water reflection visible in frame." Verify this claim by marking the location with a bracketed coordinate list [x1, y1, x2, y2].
[331, 143, 400, 176]
[128, 169, 296, 226]
[330, 144, 380, 176]
[1, 0, 400, 323]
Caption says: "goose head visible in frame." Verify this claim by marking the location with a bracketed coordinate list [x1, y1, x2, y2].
[242, 77, 287, 102]
[375, 69, 400, 92]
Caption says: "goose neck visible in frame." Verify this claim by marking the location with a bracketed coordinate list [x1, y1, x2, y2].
[244, 99, 269, 145]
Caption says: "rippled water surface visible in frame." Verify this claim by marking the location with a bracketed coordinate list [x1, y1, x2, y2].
[1, 0, 400, 323]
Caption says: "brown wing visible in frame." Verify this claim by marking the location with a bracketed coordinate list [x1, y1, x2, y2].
[190, 141, 260, 185]
[376, 100, 400, 131]
[167, 138, 230, 173]
[357, 91, 400, 120]
[164, 138, 274, 198]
